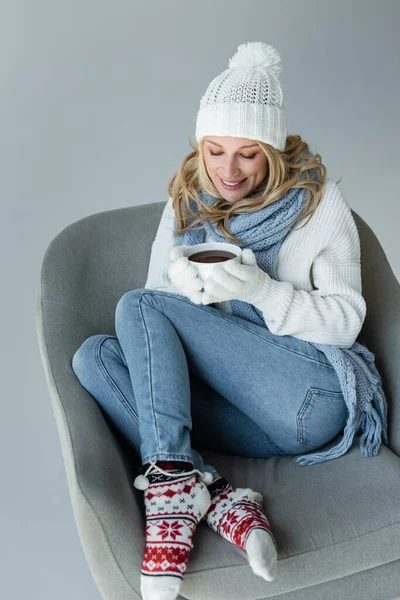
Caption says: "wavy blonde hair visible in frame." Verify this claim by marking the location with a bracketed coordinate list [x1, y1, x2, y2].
[168, 135, 330, 245]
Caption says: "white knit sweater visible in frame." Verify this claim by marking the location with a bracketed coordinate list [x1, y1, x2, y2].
[144, 178, 367, 349]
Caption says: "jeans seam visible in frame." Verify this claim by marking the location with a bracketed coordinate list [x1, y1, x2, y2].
[263, 430, 288, 456]
[136, 295, 162, 456]
[140, 290, 335, 371]
[94, 335, 140, 426]
[297, 389, 315, 446]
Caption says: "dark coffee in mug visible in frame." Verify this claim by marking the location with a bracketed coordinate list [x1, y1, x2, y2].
[189, 250, 237, 263]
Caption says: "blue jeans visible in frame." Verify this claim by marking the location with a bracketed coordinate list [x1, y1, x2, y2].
[71, 289, 347, 477]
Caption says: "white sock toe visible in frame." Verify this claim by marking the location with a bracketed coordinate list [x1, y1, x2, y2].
[245, 529, 277, 582]
[141, 574, 181, 600]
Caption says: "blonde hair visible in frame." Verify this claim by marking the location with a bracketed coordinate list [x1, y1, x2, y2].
[168, 135, 329, 245]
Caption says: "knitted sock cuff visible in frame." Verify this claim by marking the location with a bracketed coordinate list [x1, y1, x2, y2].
[137, 460, 194, 474]
[207, 476, 230, 499]
[136, 460, 195, 484]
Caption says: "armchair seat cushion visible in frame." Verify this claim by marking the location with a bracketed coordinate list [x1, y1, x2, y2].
[179, 443, 400, 599]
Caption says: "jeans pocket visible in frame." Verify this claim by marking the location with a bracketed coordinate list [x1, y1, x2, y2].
[297, 387, 348, 449]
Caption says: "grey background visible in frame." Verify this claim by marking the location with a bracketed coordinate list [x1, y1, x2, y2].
[2, 0, 399, 598]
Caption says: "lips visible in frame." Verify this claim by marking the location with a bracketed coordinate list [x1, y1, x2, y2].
[219, 176, 246, 190]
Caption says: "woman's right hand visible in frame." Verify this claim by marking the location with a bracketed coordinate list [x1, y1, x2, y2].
[168, 245, 204, 304]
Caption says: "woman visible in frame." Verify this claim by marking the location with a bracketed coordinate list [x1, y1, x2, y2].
[71, 42, 387, 600]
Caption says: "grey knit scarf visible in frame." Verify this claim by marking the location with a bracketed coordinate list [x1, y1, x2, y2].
[172, 182, 388, 466]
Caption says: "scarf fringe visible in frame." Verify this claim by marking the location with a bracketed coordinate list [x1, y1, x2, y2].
[296, 419, 357, 466]
[359, 406, 382, 457]
[360, 387, 388, 453]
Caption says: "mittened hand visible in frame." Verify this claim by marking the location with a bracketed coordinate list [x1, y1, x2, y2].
[200, 249, 270, 305]
[168, 245, 205, 304]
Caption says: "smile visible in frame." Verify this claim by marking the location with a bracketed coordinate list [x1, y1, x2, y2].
[219, 176, 246, 190]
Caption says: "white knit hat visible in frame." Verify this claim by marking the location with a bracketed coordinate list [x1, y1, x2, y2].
[195, 42, 287, 151]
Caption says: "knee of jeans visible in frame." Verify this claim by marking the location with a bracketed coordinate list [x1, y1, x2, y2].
[115, 288, 146, 321]
[71, 334, 114, 380]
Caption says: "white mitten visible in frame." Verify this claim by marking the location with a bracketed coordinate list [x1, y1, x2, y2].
[201, 249, 270, 305]
[168, 245, 205, 304]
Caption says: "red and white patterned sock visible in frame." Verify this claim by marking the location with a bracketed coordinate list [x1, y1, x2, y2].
[204, 476, 278, 582]
[134, 460, 212, 600]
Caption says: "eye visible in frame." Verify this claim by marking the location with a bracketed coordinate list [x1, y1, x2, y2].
[209, 152, 257, 160]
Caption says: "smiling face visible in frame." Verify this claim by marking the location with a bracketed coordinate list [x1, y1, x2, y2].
[202, 136, 269, 202]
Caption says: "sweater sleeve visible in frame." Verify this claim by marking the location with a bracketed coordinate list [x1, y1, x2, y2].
[144, 197, 179, 294]
[250, 184, 367, 348]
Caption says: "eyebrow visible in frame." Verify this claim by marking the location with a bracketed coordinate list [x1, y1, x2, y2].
[206, 140, 259, 149]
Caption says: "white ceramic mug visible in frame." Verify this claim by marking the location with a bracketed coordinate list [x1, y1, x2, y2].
[183, 242, 242, 281]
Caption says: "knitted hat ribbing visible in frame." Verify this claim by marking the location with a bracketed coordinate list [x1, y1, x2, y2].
[195, 42, 287, 151]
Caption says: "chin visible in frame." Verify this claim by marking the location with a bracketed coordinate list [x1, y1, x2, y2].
[224, 196, 241, 203]
[216, 186, 248, 203]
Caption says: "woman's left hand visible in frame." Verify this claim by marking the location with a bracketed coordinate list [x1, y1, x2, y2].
[200, 248, 270, 305]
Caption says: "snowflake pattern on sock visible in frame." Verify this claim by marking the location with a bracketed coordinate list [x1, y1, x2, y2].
[141, 467, 212, 580]
[204, 478, 276, 551]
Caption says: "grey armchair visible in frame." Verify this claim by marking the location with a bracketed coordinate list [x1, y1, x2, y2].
[36, 201, 400, 600]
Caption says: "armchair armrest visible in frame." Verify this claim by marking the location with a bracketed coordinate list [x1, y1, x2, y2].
[36, 297, 144, 600]
[354, 211, 400, 456]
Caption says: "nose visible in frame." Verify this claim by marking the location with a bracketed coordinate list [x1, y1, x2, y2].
[221, 155, 241, 179]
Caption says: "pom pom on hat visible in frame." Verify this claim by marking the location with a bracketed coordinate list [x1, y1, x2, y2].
[228, 42, 282, 78]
